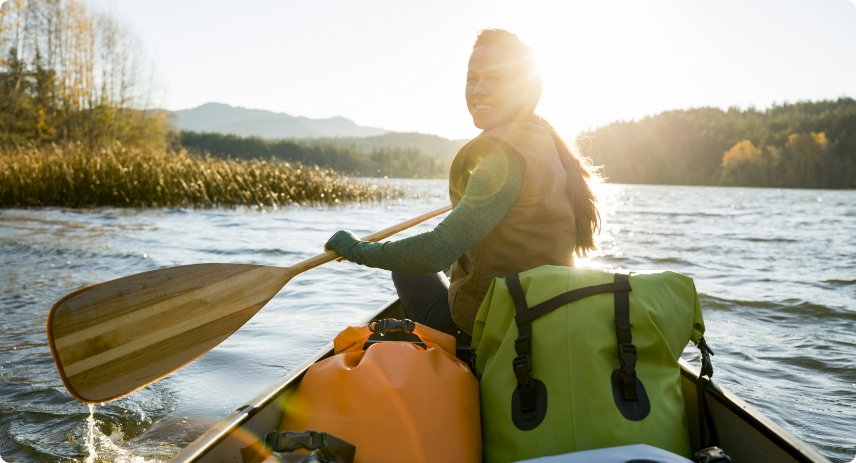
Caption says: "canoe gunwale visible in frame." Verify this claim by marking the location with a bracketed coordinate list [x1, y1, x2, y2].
[679, 358, 831, 463]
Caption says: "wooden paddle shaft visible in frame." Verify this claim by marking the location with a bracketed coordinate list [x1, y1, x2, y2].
[286, 204, 453, 275]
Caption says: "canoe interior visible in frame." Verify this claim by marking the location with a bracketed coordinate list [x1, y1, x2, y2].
[169, 298, 830, 463]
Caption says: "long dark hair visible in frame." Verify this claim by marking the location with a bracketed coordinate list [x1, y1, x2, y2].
[473, 29, 601, 256]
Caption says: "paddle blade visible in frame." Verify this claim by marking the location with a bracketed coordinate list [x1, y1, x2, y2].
[46, 263, 292, 403]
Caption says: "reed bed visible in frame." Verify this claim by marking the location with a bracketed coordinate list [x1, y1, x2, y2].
[0, 144, 401, 208]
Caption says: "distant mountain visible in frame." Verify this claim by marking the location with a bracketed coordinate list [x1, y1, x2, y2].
[171, 103, 387, 138]
[172, 102, 470, 160]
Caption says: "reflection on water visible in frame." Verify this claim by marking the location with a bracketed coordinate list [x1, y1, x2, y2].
[0, 180, 853, 462]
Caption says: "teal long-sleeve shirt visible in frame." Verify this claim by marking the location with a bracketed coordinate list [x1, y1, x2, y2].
[324, 147, 526, 274]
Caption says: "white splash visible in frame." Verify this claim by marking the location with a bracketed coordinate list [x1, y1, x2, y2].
[85, 404, 97, 463]
[83, 404, 158, 463]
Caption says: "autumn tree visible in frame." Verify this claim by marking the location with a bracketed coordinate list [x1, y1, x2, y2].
[588, 99, 856, 189]
[0, 0, 168, 147]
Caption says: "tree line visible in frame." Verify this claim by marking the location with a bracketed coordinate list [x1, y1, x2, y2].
[586, 98, 856, 189]
[307, 132, 467, 160]
[0, 0, 168, 147]
[178, 131, 448, 179]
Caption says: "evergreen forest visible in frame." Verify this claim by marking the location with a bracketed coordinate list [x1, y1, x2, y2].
[178, 131, 448, 179]
[586, 98, 856, 189]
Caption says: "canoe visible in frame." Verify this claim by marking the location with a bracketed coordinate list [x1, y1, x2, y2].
[168, 298, 831, 463]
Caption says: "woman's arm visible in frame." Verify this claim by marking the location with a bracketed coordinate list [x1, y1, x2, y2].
[325, 147, 525, 274]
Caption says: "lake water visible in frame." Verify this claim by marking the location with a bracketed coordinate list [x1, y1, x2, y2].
[0, 180, 854, 462]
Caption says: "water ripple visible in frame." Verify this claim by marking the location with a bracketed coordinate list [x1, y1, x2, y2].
[1, 181, 855, 462]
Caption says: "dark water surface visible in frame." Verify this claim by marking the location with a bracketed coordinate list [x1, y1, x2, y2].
[0, 181, 854, 462]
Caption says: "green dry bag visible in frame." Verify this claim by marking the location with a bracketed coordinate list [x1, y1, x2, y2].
[472, 266, 706, 463]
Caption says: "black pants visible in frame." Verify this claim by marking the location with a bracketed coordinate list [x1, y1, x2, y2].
[391, 271, 472, 345]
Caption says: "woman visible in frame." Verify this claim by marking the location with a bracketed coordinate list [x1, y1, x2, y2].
[325, 29, 600, 343]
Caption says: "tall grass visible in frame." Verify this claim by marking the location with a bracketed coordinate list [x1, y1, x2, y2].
[0, 144, 401, 208]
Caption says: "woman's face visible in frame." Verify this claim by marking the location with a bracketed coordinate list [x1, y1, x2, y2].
[466, 44, 531, 131]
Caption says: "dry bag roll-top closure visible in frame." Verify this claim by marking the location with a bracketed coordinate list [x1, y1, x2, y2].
[280, 319, 482, 463]
[506, 272, 650, 430]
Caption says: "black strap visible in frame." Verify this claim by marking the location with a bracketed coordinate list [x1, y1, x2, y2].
[506, 274, 534, 407]
[612, 273, 639, 401]
[506, 272, 634, 429]
[514, 280, 632, 325]
[696, 337, 718, 448]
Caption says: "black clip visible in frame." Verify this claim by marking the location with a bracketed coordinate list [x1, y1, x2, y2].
[698, 337, 715, 378]
[262, 430, 356, 463]
[368, 318, 415, 335]
[618, 343, 638, 375]
[263, 430, 321, 454]
[617, 343, 639, 401]
[513, 335, 531, 358]
[512, 355, 539, 413]
[512, 355, 532, 389]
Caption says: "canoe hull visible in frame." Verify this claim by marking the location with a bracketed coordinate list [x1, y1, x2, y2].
[169, 298, 830, 463]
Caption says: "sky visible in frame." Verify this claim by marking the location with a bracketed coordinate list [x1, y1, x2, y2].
[87, 0, 856, 140]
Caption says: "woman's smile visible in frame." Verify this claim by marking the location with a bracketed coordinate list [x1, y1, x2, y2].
[465, 42, 539, 131]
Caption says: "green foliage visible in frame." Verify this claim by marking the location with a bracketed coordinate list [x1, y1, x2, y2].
[179, 131, 449, 179]
[720, 133, 831, 188]
[0, 144, 400, 208]
[0, 0, 170, 148]
[587, 98, 856, 189]
[309, 132, 468, 159]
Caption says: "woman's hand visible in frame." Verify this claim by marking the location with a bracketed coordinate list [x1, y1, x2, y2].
[323, 244, 348, 262]
[325, 230, 359, 262]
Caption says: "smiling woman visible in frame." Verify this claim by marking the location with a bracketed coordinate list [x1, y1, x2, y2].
[324, 29, 600, 340]
[466, 32, 541, 131]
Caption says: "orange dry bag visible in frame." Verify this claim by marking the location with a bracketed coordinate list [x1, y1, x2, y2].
[280, 319, 482, 463]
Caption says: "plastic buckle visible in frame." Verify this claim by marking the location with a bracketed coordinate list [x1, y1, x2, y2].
[618, 343, 638, 375]
[617, 343, 639, 401]
[513, 335, 531, 357]
[368, 318, 415, 335]
[512, 355, 533, 389]
[614, 319, 633, 331]
[262, 430, 356, 463]
[264, 430, 315, 453]
[275, 430, 325, 453]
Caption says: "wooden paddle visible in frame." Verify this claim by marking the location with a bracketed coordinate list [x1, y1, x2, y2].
[46, 204, 452, 404]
